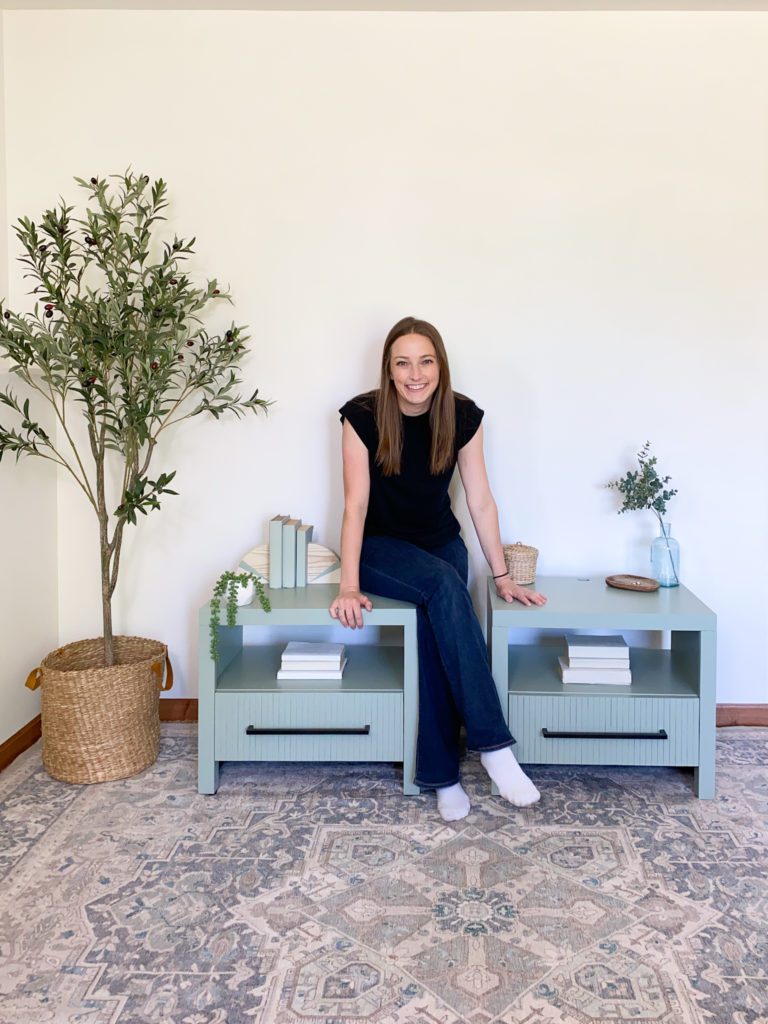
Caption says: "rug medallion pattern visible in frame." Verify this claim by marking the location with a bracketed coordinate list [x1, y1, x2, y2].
[0, 726, 766, 1023]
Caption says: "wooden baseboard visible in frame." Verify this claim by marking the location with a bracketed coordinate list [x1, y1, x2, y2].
[716, 704, 768, 727]
[2, 702, 765, 774]
[0, 715, 42, 773]
[160, 698, 198, 722]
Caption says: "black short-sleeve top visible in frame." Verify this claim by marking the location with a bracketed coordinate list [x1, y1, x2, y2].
[339, 390, 484, 549]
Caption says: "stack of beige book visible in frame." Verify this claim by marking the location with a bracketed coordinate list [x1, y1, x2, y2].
[558, 634, 631, 685]
[277, 641, 348, 682]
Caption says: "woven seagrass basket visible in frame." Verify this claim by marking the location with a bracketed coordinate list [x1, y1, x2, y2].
[26, 636, 173, 785]
[503, 541, 539, 585]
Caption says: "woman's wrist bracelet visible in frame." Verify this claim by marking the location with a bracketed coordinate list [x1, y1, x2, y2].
[492, 571, 510, 580]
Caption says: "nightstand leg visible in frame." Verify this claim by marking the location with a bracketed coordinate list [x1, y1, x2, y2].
[695, 629, 717, 799]
[199, 760, 220, 796]
[198, 621, 219, 795]
[489, 625, 509, 797]
[402, 617, 420, 795]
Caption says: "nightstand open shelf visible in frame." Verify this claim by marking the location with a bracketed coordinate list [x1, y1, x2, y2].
[216, 644, 405, 693]
[507, 645, 699, 698]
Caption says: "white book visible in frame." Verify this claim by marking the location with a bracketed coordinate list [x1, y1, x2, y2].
[275, 677, 345, 689]
[565, 634, 629, 659]
[558, 656, 631, 685]
[280, 659, 343, 671]
[296, 524, 314, 587]
[282, 642, 345, 661]
[281, 518, 301, 588]
[277, 657, 348, 680]
[268, 515, 289, 588]
[567, 656, 630, 670]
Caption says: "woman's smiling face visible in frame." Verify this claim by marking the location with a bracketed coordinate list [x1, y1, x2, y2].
[389, 333, 440, 415]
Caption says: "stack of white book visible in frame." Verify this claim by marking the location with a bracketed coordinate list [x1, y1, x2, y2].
[277, 641, 348, 681]
[558, 634, 631, 685]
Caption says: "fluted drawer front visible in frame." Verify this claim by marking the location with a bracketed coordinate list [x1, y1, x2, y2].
[215, 692, 403, 761]
[509, 695, 699, 766]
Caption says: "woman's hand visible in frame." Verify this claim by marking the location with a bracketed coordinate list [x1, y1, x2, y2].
[329, 588, 373, 628]
[495, 576, 547, 606]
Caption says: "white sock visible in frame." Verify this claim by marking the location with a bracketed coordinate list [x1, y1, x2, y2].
[481, 748, 540, 807]
[436, 782, 471, 822]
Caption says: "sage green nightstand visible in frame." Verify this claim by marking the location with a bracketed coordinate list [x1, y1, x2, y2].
[487, 576, 717, 798]
[198, 585, 419, 795]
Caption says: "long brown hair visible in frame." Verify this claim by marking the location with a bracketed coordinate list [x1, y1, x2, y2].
[375, 316, 456, 476]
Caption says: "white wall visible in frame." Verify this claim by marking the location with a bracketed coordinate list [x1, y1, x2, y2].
[0, 11, 4, 309]
[0, 12, 59, 745]
[2, 9, 767, 707]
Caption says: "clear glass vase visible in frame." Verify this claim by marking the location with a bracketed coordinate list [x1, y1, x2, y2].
[651, 520, 680, 587]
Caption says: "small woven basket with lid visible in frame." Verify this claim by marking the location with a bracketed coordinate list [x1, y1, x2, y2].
[503, 542, 539, 585]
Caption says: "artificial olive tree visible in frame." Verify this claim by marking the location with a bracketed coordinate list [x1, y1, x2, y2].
[0, 171, 268, 665]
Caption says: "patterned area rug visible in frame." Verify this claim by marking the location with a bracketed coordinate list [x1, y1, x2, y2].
[1, 726, 767, 1024]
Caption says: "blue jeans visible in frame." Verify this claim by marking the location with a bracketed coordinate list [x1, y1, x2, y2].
[359, 534, 515, 789]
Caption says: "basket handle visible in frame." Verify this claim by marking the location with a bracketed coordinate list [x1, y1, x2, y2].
[25, 667, 42, 691]
[151, 656, 174, 692]
[25, 659, 174, 691]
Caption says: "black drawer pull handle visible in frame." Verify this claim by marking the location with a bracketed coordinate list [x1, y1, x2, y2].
[541, 728, 668, 740]
[246, 725, 371, 736]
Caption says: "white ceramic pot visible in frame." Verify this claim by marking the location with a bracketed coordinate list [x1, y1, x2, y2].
[235, 579, 256, 606]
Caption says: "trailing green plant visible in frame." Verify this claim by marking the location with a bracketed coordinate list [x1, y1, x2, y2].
[606, 441, 679, 583]
[209, 570, 270, 662]
[0, 170, 270, 666]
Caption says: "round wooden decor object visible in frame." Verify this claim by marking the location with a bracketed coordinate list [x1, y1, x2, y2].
[605, 574, 660, 592]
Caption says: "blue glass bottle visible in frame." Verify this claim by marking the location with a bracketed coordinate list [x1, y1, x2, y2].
[651, 520, 680, 587]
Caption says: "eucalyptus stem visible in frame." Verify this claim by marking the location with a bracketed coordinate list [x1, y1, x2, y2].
[606, 442, 681, 584]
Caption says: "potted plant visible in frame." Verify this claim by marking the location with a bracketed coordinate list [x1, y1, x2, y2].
[209, 569, 271, 662]
[606, 441, 680, 586]
[0, 170, 269, 783]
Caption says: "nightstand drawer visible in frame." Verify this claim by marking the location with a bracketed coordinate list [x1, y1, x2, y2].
[215, 692, 403, 761]
[509, 695, 700, 766]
